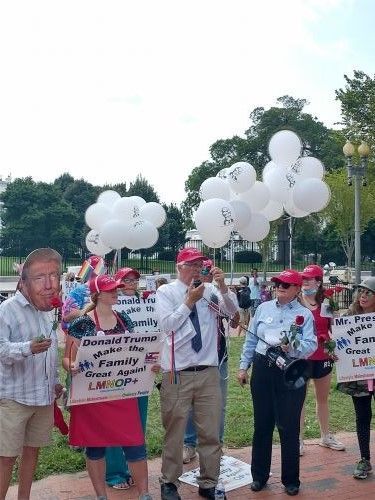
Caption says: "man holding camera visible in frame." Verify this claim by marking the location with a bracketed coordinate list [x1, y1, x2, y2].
[156, 248, 238, 500]
[0, 248, 63, 500]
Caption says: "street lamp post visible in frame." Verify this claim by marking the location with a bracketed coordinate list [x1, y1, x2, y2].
[343, 140, 370, 285]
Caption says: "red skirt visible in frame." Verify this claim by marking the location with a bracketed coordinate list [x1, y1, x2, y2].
[69, 398, 144, 447]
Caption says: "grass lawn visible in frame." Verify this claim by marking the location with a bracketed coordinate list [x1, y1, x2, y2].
[13, 338, 356, 483]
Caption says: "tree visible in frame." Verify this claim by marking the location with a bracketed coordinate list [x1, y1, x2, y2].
[336, 70, 375, 142]
[1, 178, 77, 255]
[127, 174, 159, 202]
[157, 203, 186, 253]
[322, 169, 375, 268]
[182, 96, 343, 226]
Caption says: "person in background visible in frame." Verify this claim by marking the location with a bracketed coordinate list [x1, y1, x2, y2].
[156, 248, 238, 500]
[63, 274, 152, 500]
[299, 265, 345, 456]
[260, 282, 272, 303]
[182, 259, 239, 465]
[102, 267, 143, 491]
[0, 248, 63, 500]
[248, 268, 261, 316]
[155, 277, 169, 289]
[235, 276, 251, 336]
[337, 277, 375, 480]
[237, 269, 316, 496]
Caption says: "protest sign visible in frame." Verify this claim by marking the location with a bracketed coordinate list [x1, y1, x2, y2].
[179, 455, 252, 492]
[145, 274, 171, 291]
[69, 332, 161, 405]
[114, 294, 159, 333]
[331, 312, 375, 382]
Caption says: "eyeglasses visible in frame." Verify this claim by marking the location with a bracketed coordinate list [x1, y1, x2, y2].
[123, 278, 139, 283]
[27, 272, 60, 285]
[275, 282, 296, 290]
[358, 288, 374, 297]
[183, 261, 203, 269]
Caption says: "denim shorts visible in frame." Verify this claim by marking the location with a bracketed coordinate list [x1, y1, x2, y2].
[86, 444, 146, 461]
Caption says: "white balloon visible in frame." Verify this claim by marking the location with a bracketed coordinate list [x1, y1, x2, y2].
[85, 230, 111, 256]
[100, 219, 130, 249]
[283, 192, 310, 218]
[260, 200, 284, 221]
[113, 197, 142, 223]
[263, 166, 290, 203]
[268, 130, 302, 168]
[216, 168, 229, 180]
[227, 162, 256, 194]
[201, 229, 231, 249]
[293, 179, 331, 213]
[127, 196, 147, 208]
[239, 213, 270, 242]
[299, 156, 325, 180]
[262, 160, 279, 180]
[97, 190, 121, 207]
[194, 199, 235, 241]
[85, 203, 113, 230]
[239, 181, 270, 212]
[125, 219, 159, 250]
[200, 177, 231, 201]
[230, 200, 252, 230]
[140, 202, 167, 228]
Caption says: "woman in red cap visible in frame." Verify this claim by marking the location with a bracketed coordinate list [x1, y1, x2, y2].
[62, 275, 152, 500]
[299, 265, 345, 456]
[104, 267, 144, 491]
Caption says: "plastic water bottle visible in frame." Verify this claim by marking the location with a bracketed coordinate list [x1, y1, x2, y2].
[214, 479, 225, 499]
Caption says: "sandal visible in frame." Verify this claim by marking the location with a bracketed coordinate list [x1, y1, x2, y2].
[112, 477, 135, 490]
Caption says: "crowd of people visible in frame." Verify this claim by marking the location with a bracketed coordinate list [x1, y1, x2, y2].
[0, 247, 374, 500]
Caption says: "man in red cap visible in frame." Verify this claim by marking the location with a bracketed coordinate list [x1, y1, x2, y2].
[237, 269, 316, 496]
[156, 248, 239, 500]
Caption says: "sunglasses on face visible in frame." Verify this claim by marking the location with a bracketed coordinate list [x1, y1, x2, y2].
[358, 288, 374, 297]
[275, 282, 296, 290]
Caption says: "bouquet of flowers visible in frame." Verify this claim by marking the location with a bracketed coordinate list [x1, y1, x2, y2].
[280, 315, 304, 349]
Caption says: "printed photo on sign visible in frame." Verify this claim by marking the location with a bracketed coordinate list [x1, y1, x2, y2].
[331, 313, 375, 382]
[69, 332, 161, 405]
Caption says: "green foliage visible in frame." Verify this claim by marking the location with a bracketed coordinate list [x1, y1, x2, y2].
[127, 174, 159, 202]
[234, 250, 262, 264]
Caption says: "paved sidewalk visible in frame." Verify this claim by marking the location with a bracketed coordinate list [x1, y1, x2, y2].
[7, 432, 374, 499]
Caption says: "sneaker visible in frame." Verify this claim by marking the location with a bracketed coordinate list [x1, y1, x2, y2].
[183, 445, 197, 464]
[353, 458, 372, 479]
[299, 440, 304, 456]
[319, 433, 345, 451]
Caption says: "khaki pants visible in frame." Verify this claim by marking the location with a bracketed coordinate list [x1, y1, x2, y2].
[160, 367, 222, 488]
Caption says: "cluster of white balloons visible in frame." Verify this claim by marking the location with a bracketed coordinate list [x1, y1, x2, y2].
[194, 130, 330, 247]
[84, 190, 167, 255]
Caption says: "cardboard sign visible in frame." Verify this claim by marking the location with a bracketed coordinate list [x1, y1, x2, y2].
[114, 294, 160, 333]
[69, 332, 161, 405]
[145, 274, 171, 291]
[331, 313, 375, 382]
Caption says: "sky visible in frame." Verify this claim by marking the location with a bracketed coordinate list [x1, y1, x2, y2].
[0, 0, 374, 205]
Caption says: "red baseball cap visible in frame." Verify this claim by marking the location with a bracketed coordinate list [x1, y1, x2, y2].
[87, 255, 103, 268]
[114, 267, 141, 281]
[89, 275, 125, 294]
[176, 247, 206, 264]
[301, 264, 323, 280]
[271, 269, 302, 286]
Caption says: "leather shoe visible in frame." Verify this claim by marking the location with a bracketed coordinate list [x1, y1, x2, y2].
[285, 485, 299, 496]
[250, 480, 267, 492]
[160, 482, 181, 500]
[198, 486, 227, 499]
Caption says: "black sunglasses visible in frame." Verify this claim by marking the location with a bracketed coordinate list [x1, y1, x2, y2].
[275, 282, 296, 290]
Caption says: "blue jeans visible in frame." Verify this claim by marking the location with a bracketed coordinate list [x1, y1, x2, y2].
[184, 362, 228, 447]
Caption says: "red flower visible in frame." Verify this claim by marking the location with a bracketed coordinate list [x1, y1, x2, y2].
[295, 315, 304, 326]
[142, 291, 154, 299]
[334, 286, 344, 293]
[317, 334, 326, 344]
[51, 296, 62, 308]
[324, 289, 334, 298]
